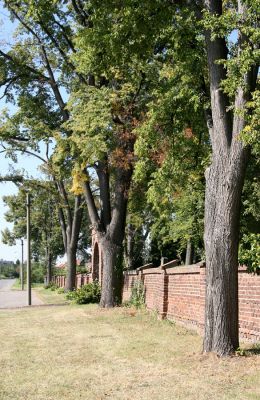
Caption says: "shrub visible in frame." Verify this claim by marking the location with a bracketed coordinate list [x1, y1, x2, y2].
[56, 287, 65, 294]
[239, 233, 260, 274]
[44, 282, 59, 290]
[76, 265, 90, 274]
[66, 281, 101, 304]
[53, 267, 66, 276]
[129, 279, 145, 308]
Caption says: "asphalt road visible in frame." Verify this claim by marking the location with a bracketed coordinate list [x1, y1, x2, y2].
[0, 279, 43, 308]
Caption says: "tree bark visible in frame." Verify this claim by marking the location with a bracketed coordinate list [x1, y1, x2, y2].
[203, 150, 247, 354]
[46, 249, 53, 285]
[83, 162, 133, 307]
[185, 239, 193, 265]
[124, 223, 135, 270]
[202, 0, 257, 356]
[61, 195, 83, 291]
[99, 238, 118, 307]
[65, 245, 77, 291]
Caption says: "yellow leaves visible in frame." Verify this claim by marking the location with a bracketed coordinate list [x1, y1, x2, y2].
[70, 166, 88, 196]
[159, 64, 175, 79]
[243, 125, 251, 133]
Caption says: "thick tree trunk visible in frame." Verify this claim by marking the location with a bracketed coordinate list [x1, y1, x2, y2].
[203, 151, 247, 355]
[201, 0, 256, 356]
[100, 238, 118, 307]
[65, 246, 77, 291]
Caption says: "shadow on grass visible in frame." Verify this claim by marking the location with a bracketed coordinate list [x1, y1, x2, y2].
[236, 345, 260, 356]
[246, 346, 260, 355]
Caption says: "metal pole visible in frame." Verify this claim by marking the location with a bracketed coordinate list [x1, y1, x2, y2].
[26, 193, 31, 306]
[21, 239, 24, 291]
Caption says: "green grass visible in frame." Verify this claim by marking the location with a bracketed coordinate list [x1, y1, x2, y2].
[34, 286, 68, 305]
[11, 279, 43, 291]
[11, 281, 68, 304]
[0, 305, 259, 400]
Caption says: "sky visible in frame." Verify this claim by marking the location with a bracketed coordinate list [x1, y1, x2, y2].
[0, 3, 45, 261]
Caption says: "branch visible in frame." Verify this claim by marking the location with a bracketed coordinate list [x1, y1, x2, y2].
[71, 0, 91, 27]
[6, 5, 70, 122]
[95, 159, 111, 229]
[82, 179, 102, 233]
[203, 0, 232, 150]
[0, 147, 47, 163]
[40, 44, 70, 121]
[0, 49, 50, 83]
[70, 195, 83, 248]
[52, 16, 76, 53]
[0, 174, 23, 183]
[57, 180, 73, 228]
[36, 15, 88, 85]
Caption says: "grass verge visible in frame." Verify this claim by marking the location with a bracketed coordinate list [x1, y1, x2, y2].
[0, 305, 259, 400]
[34, 286, 68, 305]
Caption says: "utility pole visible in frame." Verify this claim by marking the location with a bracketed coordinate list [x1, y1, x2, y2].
[21, 239, 24, 291]
[26, 193, 31, 306]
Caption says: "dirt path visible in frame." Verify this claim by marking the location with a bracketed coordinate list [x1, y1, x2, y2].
[0, 279, 44, 308]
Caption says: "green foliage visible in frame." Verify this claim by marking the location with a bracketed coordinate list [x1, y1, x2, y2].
[76, 265, 90, 274]
[56, 287, 65, 294]
[66, 281, 101, 304]
[239, 233, 260, 274]
[44, 282, 58, 290]
[0, 261, 19, 278]
[31, 262, 46, 283]
[129, 279, 145, 309]
[52, 267, 66, 277]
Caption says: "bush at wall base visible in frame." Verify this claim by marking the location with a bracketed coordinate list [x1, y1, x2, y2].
[66, 281, 101, 304]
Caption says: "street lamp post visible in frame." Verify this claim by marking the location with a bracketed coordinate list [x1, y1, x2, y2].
[26, 193, 31, 306]
[21, 239, 24, 291]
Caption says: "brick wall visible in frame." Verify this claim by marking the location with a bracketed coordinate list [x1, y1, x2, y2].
[122, 263, 260, 342]
[54, 263, 260, 342]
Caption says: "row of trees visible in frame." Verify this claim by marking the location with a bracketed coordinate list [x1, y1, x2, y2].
[0, 0, 258, 355]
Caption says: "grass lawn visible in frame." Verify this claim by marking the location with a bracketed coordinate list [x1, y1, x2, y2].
[33, 286, 68, 305]
[11, 280, 68, 305]
[0, 305, 259, 400]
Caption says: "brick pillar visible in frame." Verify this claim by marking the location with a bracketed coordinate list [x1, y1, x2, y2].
[158, 271, 169, 320]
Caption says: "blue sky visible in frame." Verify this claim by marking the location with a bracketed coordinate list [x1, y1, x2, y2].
[0, 2, 44, 261]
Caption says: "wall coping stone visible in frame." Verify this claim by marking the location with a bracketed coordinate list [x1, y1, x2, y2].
[136, 263, 154, 272]
[160, 259, 179, 270]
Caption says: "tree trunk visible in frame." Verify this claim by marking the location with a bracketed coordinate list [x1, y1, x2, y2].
[46, 250, 52, 285]
[203, 151, 247, 355]
[201, 0, 257, 355]
[124, 223, 134, 269]
[185, 239, 194, 265]
[65, 246, 77, 291]
[100, 238, 118, 307]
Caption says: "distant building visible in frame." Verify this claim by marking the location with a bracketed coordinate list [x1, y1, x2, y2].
[0, 259, 14, 266]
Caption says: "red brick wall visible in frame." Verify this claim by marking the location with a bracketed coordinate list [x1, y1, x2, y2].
[238, 269, 260, 341]
[54, 264, 260, 342]
[122, 264, 260, 342]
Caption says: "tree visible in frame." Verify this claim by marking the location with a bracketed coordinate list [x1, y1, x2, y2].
[202, 0, 259, 355]
[64, 2, 164, 306]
